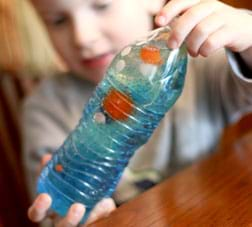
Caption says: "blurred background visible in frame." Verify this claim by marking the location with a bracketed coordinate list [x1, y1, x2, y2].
[0, 0, 251, 226]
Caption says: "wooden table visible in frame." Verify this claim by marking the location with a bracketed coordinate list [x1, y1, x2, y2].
[90, 113, 252, 227]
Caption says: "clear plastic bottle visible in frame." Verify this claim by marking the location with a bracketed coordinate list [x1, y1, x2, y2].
[37, 26, 187, 223]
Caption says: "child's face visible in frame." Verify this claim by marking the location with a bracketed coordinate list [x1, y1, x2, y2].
[31, 0, 164, 84]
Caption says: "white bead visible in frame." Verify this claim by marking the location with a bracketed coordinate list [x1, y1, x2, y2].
[139, 63, 158, 79]
[116, 60, 126, 72]
[121, 46, 132, 56]
[93, 112, 106, 124]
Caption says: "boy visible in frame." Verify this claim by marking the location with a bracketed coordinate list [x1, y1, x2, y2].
[24, 0, 252, 226]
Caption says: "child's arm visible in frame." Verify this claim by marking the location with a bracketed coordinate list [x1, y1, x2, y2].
[28, 154, 116, 226]
[155, 0, 252, 69]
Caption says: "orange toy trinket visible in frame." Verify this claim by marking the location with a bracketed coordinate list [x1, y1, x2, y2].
[102, 88, 134, 121]
[140, 45, 163, 65]
[55, 164, 63, 172]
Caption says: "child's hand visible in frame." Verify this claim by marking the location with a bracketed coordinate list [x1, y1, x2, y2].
[28, 194, 115, 226]
[28, 154, 116, 226]
[155, 0, 252, 58]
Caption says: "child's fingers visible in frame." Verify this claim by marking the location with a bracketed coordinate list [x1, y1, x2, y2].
[198, 25, 234, 57]
[168, 1, 222, 49]
[186, 12, 225, 56]
[84, 198, 116, 226]
[56, 203, 85, 227]
[28, 193, 52, 222]
[155, 0, 200, 26]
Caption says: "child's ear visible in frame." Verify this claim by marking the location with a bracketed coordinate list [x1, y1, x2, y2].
[143, 0, 166, 15]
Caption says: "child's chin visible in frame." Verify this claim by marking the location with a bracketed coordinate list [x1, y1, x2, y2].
[74, 70, 104, 84]
[92, 71, 107, 83]
[85, 75, 103, 85]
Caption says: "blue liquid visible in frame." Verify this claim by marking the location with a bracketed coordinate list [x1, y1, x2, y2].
[37, 27, 187, 223]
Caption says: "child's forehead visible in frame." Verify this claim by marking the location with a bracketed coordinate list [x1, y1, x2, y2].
[31, 0, 143, 10]
[31, 0, 114, 9]
[31, 0, 87, 11]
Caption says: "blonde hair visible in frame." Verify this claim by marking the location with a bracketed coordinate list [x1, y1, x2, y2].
[0, 0, 23, 72]
[0, 0, 62, 77]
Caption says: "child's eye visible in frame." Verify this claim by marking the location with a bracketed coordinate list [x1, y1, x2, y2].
[44, 15, 68, 27]
[93, 0, 112, 11]
[52, 16, 68, 26]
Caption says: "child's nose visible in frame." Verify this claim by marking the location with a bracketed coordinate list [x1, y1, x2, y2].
[72, 17, 101, 49]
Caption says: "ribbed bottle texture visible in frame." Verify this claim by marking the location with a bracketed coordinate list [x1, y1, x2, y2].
[37, 27, 188, 222]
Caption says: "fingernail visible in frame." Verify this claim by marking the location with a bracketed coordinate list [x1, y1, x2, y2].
[156, 15, 167, 25]
[34, 194, 51, 210]
[155, 12, 167, 26]
[167, 39, 178, 49]
[72, 204, 84, 217]
[34, 197, 46, 209]
[99, 199, 108, 209]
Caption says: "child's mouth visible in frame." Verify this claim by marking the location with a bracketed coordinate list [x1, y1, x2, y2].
[81, 53, 114, 69]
